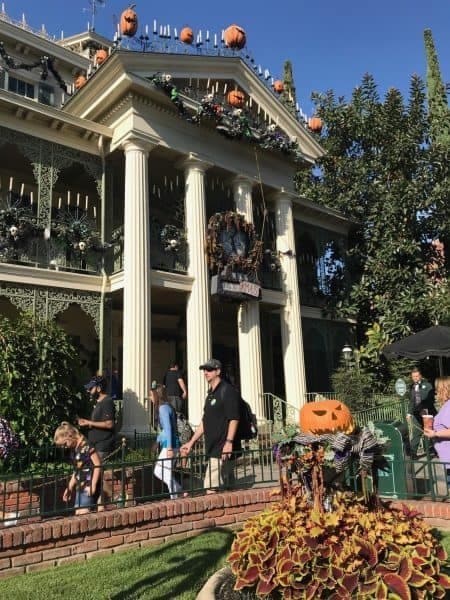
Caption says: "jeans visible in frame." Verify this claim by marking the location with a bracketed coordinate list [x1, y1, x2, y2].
[74, 487, 95, 509]
[153, 447, 182, 499]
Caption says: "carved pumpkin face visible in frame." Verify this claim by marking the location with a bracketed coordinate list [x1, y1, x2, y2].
[227, 89, 246, 108]
[308, 117, 323, 133]
[224, 24, 246, 49]
[120, 6, 138, 37]
[300, 400, 354, 435]
[180, 27, 194, 44]
[95, 49, 108, 66]
[74, 75, 87, 90]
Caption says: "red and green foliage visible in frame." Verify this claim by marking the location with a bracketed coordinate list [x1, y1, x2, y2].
[229, 488, 450, 599]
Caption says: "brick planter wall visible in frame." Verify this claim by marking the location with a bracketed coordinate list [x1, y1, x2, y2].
[0, 488, 449, 578]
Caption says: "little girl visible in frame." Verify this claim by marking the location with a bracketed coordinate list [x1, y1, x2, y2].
[54, 422, 102, 515]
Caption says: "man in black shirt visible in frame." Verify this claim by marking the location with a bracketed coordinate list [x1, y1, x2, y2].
[163, 362, 187, 414]
[79, 375, 116, 509]
[181, 358, 240, 492]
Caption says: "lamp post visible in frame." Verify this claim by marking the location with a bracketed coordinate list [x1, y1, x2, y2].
[342, 344, 353, 369]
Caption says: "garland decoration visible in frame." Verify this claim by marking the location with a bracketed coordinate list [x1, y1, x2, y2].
[205, 211, 263, 279]
[149, 73, 304, 161]
[0, 41, 70, 93]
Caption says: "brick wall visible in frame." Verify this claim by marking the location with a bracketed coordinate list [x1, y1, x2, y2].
[0, 488, 449, 578]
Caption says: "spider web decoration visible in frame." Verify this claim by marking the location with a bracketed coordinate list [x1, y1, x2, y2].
[50, 208, 102, 270]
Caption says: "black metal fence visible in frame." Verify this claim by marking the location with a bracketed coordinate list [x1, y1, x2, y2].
[1, 429, 448, 526]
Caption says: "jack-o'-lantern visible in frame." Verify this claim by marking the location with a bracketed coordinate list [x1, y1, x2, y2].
[300, 400, 354, 435]
[224, 24, 246, 50]
[120, 5, 138, 37]
[273, 80, 284, 93]
[227, 89, 246, 108]
[308, 116, 323, 133]
[180, 27, 194, 44]
[74, 74, 87, 90]
[95, 49, 108, 66]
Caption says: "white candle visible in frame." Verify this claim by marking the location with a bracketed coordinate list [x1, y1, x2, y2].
[153, 19, 157, 33]
[214, 33, 217, 47]
[207, 78, 210, 90]
[30, 192, 33, 205]
[221, 29, 224, 42]
[85, 196, 88, 210]
[77, 193, 80, 207]
[20, 183, 24, 197]
[215, 81, 219, 93]
[145, 24, 149, 35]
[93, 206, 97, 219]
[9, 177, 12, 191]
[58, 197, 62, 209]
[67, 190, 70, 205]
[206, 30, 209, 41]
[223, 83, 227, 94]
[167, 25, 170, 37]
[159, 25, 162, 36]
[174, 27, 178, 38]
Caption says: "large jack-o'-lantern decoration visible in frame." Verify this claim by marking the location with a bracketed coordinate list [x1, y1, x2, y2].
[120, 5, 138, 37]
[308, 116, 323, 133]
[300, 400, 355, 435]
[224, 24, 246, 50]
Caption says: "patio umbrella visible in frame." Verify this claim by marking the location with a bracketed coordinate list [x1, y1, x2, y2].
[383, 325, 450, 375]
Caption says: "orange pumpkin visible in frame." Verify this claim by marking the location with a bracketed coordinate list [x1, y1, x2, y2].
[300, 400, 354, 435]
[308, 116, 323, 133]
[120, 5, 138, 37]
[224, 24, 246, 49]
[273, 80, 284, 93]
[180, 27, 194, 44]
[95, 49, 108, 66]
[74, 74, 87, 90]
[227, 89, 246, 108]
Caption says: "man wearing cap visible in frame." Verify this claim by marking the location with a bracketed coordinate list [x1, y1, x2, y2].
[78, 376, 116, 508]
[181, 358, 240, 492]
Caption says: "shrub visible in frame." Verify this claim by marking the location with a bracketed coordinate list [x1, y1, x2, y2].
[0, 313, 84, 451]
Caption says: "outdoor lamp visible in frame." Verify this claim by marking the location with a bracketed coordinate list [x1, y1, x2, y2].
[342, 344, 353, 364]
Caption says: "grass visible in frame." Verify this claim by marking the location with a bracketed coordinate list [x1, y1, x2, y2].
[0, 529, 234, 600]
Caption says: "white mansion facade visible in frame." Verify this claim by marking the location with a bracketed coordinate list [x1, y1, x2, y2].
[0, 12, 353, 432]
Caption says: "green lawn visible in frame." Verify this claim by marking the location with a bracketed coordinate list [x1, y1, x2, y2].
[0, 529, 234, 600]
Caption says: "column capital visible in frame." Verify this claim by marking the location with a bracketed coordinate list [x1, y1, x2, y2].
[176, 152, 214, 174]
[230, 174, 257, 191]
[120, 132, 159, 155]
[270, 187, 297, 206]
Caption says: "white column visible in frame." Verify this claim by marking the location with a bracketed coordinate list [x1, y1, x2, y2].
[233, 175, 264, 419]
[273, 189, 307, 411]
[182, 155, 212, 426]
[121, 138, 154, 434]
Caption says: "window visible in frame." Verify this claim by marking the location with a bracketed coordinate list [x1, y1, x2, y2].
[8, 76, 34, 99]
[38, 82, 55, 106]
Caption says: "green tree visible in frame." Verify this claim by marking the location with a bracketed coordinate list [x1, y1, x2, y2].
[296, 73, 449, 386]
[0, 313, 83, 448]
[424, 29, 450, 147]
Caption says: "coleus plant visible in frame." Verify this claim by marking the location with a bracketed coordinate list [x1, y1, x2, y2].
[228, 489, 450, 599]
[228, 435, 450, 599]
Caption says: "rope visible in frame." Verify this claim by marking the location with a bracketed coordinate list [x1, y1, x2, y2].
[253, 148, 267, 241]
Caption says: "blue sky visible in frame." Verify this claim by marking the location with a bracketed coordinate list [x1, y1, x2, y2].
[4, 1, 450, 117]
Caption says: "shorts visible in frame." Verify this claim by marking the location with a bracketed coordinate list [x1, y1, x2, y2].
[74, 487, 95, 509]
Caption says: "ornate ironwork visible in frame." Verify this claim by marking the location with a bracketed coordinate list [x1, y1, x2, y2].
[0, 126, 102, 228]
[0, 284, 102, 335]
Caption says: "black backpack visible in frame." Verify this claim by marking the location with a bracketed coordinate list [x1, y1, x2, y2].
[237, 398, 258, 441]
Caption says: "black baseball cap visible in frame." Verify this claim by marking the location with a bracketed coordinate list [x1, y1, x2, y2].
[84, 375, 107, 391]
[199, 358, 222, 371]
